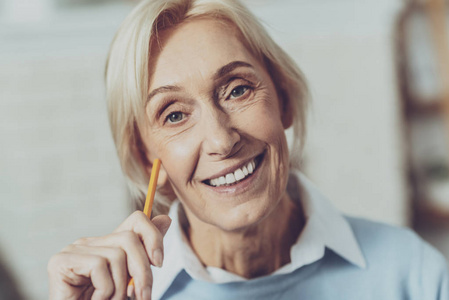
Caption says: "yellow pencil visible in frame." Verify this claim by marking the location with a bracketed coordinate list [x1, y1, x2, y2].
[128, 158, 161, 287]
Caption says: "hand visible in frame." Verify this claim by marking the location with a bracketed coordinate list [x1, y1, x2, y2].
[48, 212, 172, 300]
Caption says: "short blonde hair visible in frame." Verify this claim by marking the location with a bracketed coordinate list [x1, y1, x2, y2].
[105, 0, 309, 215]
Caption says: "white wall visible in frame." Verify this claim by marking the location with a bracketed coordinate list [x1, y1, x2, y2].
[0, 1, 407, 299]
[0, 4, 134, 299]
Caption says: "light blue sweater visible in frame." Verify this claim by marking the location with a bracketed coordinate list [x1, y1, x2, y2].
[160, 217, 449, 300]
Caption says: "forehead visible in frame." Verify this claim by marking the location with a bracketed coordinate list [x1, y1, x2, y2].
[149, 18, 260, 88]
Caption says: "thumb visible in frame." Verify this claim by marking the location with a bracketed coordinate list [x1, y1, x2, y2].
[151, 215, 172, 236]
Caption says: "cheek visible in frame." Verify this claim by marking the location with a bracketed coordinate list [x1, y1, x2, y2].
[152, 132, 200, 184]
[242, 100, 286, 147]
[240, 84, 285, 140]
[253, 103, 290, 191]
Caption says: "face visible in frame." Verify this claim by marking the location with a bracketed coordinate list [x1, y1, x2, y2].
[142, 18, 291, 232]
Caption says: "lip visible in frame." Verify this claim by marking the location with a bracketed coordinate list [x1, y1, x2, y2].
[201, 151, 266, 194]
[201, 151, 264, 182]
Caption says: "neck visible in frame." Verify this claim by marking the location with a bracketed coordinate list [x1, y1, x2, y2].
[182, 193, 304, 279]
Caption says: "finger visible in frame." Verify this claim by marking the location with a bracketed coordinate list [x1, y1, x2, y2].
[114, 212, 171, 267]
[62, 245, 127, 300]
[151, 215, 172, 237]
[127, 283, 135, 299]
[74, 231, 153, 296]
[127, 267, 153, 300]
[114, 212, 171, 237]
[48, 252, 114, 300]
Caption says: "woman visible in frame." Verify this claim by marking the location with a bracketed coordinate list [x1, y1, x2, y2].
[48, 0, 449, 299]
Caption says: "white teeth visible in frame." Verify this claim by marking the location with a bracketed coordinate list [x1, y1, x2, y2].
[207, 158, 259, 187]
[218, 176, 226, 185]
[247, 161, 254, 173]
[225, 173, 236, 184]
[234, 169, 245, 181]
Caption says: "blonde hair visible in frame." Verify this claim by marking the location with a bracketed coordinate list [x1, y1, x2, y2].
[105, 0, 309, 215]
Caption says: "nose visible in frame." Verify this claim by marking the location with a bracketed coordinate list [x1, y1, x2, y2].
[201, 107, 240, 158]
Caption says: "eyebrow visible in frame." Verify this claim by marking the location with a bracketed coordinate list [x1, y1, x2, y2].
[147, 85, 181, 105]
[146, 60, 254, 104]
[213, 60, 254, 81]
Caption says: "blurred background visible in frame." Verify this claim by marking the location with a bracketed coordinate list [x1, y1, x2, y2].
[0, 0, 448, 299]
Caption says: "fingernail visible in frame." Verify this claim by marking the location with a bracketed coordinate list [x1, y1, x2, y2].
[160, 221, 171, 237]
[127, 284, 135, 298]
[143, 286, 152, 300]
[152, 248, 163, 267]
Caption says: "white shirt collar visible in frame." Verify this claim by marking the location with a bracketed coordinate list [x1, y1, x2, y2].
[152, 170, 366, 299]
[288, 172, 366, 270]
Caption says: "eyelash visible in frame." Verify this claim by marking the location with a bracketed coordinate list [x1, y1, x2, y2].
[158, 81, 254, 125]
[164, 111, 185, 124]
[226, 85, 252, 100]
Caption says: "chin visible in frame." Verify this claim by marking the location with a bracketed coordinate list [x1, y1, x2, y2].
[212, 199, 275, 233]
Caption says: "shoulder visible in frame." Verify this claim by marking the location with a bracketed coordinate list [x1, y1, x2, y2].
[346, 216, 422, 251]
[346, 216, 449, 299]
[346, 216, 444, 263]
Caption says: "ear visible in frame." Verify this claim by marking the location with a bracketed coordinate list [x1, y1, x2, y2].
[145, 157, 169, 187]
[280, 89, 294, 129]
[155, 161, 169, 187]
[137, 124, 169, 187]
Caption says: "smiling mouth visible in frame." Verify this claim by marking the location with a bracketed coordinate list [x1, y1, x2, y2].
[203, 152, 265, 187]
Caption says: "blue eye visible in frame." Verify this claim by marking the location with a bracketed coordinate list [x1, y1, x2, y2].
[166, 112, 184, 123]
[230, 86, 249, 99]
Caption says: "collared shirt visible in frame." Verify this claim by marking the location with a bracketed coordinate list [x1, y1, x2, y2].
[151, 170, 367, 299]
